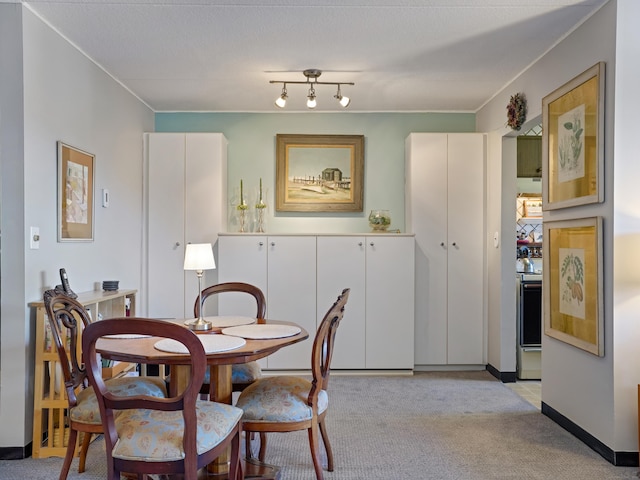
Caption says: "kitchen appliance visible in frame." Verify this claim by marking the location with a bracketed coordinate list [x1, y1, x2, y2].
[516, 272, 542, 379]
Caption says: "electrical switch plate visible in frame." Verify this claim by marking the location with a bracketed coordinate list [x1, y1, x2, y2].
[30, 227, 40, 249]
[102, 188, 109, 208]
[493, 231, 500, 248]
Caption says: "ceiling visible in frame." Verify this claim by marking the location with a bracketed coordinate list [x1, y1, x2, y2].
[11, 0, 608, 112]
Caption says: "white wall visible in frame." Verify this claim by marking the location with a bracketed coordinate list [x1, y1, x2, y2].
[479, 0, 640, 453]
[612, 0, 640, 454]
[0, 5, 154, 449]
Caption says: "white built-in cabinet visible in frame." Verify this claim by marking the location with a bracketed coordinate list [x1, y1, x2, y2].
[405, 133, 486, 366]
[144, 133, 227, 319]
[218, 233, 414, 370]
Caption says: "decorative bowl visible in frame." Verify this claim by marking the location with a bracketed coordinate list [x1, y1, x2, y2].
[368, 210, 391, 232]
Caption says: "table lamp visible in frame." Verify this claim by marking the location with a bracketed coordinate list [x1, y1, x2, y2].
[183, 243, 216, 331]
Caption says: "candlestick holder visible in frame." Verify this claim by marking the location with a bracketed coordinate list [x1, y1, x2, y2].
[254, 185, 268, 233]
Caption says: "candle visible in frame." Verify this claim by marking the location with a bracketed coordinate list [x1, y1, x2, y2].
[259, 178, 263, 202]
[240, 179, 244, 204]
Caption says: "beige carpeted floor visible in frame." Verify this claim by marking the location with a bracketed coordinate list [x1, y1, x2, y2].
[1, 371, 638, 479]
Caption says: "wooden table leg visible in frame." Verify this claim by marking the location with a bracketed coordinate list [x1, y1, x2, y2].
[207, 365, 233, 476]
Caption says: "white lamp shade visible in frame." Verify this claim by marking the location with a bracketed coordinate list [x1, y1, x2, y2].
[184, 243, 216, 271]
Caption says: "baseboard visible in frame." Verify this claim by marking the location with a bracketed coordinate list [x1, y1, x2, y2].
[542, 402, 639, 467]
[486, 363, 517, 383]
[0, 443, 31, 460]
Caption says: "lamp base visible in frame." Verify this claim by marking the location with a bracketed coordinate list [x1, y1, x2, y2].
[185, 318, 213, 331]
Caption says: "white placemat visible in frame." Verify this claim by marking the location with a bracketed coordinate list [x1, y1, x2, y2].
[221, 324, 301, 339]
[154, 334, 246, 354]
[103, 334, 151, 339]
[183, 316, 256, 328]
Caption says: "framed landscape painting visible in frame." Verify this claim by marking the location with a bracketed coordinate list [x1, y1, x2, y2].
[57, 141, 95, 242]
[542, 62, 604, 210]
[543, 217, 603, 356]
[275, 134, 364, 212]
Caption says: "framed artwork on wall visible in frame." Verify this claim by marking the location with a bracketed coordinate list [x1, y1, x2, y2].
[57, 141, 95, 242]
[275, 134, 364, 212]
[543, 216, 603, 356]
[542, 62, 605, 210]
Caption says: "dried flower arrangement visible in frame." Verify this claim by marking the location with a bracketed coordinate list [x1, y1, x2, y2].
[506, 92, 527, 131]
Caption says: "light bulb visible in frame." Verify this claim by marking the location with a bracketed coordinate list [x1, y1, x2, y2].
[307, 86, 317, 109]
[339, 95, 350, 107]
[275, 95, 286, 108]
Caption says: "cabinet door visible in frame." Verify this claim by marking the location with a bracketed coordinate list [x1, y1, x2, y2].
[217, 235, 268, 316]
[184, 134, 226, 317]
[266, 236, 316, 370]
[147, 133, 226, 319]
[406, 133, 448, 365]
[365, 236, 415, 369]
[147, 133, 186, 319]
[447, 134, 485, 364]
[317, 236, 366, 369]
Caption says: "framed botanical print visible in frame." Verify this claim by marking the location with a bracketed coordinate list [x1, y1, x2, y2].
[542, 62, 605, 210]
[57, 141, 95, 242]
[543, 216, 603, 356]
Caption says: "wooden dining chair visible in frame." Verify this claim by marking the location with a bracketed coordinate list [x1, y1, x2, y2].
[236, 288, 350, 480]
[82, 317, 244, 480]
[42, 290, 169, 480]
[194, 282, 266, 395]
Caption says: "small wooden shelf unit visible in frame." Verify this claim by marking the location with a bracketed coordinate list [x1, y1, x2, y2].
[29, 289, 137, 459]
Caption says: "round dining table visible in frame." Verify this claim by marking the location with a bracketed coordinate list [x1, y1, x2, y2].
[95, 318, 309, 479]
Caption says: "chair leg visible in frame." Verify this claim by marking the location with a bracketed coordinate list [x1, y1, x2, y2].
[307, 422, 324, 480]
[77, 432, 92, 473]
[59, 427, 78, 480]
[319, 418, 334, 472]
[230, 428, 242, 480]
[258, 432, 268, 462]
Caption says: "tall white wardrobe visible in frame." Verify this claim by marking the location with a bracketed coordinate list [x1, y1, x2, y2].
[144, 133, 227, 319]
[406, 133, 486, 367]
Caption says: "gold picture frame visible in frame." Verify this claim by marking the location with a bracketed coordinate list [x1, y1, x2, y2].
[57, 141, 95, 242]
[275, 134, 364, 212]
[543, 217, 603, 356]
[542, 62, 605, 210]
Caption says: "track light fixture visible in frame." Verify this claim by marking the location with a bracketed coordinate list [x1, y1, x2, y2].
[275, 84, 288, 108]
[270, 69, 354, 109]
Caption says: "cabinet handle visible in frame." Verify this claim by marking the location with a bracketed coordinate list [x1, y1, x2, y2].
[440, 242, 445, 247]
[258, 241, 264, 246]
[175, 242, 180, 247]
[358, 242, 363, 247]
[369, 242, 375, 247]
[271, 242, 276, 247]
[452, 242, 458, 247]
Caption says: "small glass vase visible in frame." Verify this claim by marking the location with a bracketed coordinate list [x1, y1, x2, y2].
[237, 206, 248, 232]
[253, 186, 268, 233]
[369, 210, 391, 232]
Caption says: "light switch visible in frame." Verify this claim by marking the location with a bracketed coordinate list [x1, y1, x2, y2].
[102, 188, 110, 208]
[30, 227, 40, 249]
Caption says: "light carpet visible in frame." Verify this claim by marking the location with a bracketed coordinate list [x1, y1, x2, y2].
[1, 371, 637, 479]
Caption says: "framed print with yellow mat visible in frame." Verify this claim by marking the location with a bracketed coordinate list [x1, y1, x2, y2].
[543, 216, 603, 356]
[542, 62, 604, 210]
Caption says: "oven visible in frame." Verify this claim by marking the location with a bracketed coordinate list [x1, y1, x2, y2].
[516, 273, 542, 379]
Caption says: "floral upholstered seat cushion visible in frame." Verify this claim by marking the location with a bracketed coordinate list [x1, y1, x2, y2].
[111, 401, 243, 462]
[70, 376, 168, 425]
[235, 376, 328, 423]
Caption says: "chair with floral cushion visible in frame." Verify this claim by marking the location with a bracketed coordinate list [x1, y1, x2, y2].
[43, 290, 169, 480]
[236, 288, 350, 480]
[194, 282, 266, 396]
[82, 317, 243, 480]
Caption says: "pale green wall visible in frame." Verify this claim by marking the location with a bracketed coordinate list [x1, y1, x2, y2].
[155, 112, 475, 233]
